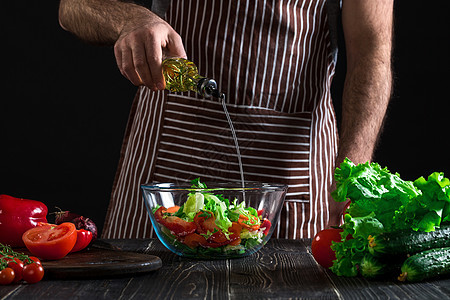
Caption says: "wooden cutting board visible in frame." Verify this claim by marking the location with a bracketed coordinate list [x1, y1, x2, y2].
[40, 246, 162, 279]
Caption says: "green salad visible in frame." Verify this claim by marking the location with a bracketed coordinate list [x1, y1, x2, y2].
[152, 179, 271, 257]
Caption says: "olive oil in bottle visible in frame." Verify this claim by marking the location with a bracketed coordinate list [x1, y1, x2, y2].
[162, 57, 224, 98]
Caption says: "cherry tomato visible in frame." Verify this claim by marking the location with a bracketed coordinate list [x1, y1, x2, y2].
[6, 258, 24, 283]
[70, 229, 93, 253]
[27, 256, 42, 266]
[154, 207, 196, 237]
[22, 263, 44, 283]
[22, 222, 77, 260]
[311, 228, 343, 269]
[0, 267, 15, 285]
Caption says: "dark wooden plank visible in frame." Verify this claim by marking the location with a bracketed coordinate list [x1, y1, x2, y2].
[115, 238, 338, 299]
[227, 239, 339, 299]
[107, 238, 231, 299]
[324, 271, 450, 300]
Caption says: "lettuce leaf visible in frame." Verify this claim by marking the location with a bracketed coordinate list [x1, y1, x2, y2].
[395, 172, 450, 231]
[332, 158, 420, 232]
[330, 158, 450, 277]
[183, 192, 205, 220]
[203, 194, 232, 231]
[331, 213, 384, 277]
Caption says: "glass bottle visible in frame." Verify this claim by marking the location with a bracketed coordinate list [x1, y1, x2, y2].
[162, 57, 224, 99]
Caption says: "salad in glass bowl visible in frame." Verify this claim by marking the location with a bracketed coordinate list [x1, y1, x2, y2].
[141, 179, 287, 259]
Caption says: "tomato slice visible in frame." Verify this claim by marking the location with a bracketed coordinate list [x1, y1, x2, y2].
[238, 214, 260, 231]
[183, 233, 208, 249]
[22, 222, 77, 260]
[165, 206, 181, 214]
[194, 211, 228, 244]
[154, 207, 196, 237]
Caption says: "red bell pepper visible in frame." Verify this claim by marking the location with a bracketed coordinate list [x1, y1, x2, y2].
[70, 229, 93, 252]
[0, 195, 48, 247]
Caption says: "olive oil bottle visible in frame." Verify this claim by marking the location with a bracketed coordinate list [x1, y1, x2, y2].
[162, 57, 224, 98]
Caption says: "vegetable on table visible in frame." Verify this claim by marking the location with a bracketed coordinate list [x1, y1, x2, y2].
[1, 243, 44, 285]
[22, 263, 45, 284]
[329, 158, 450, 281]
[0, 268, 15, 285]
[311, 228, 343, 268]
[0, 195, 48, 247]
[368, 224, 450, 257]
[22, 222, 77, 260]
[53, 208, 98, 242]
[70, 229, 93, 253]
[398, 247, 450, 282]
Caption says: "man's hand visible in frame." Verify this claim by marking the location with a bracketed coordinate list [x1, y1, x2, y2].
[59, 0, 186, 90]
[114, 12, 186, 90]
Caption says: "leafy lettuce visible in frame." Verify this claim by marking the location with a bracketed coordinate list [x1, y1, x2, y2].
[330, 158, 450, 277]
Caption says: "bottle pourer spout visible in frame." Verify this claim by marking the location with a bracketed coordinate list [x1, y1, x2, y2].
[197, 78, 224, 99]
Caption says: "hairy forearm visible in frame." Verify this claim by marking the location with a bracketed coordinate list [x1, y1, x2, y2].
[59, 0, 151, 45]
[337, 0, 394, 166]
[337, 54, 392, 165]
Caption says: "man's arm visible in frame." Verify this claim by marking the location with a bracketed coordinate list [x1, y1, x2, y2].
[58, 0, 186, 90]
[328, 0, 394, 226]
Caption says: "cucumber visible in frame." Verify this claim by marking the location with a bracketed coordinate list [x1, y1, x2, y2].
[359, 255, 401, 279]
[368, 224, 450, 257]
[398, 247, 450, 282]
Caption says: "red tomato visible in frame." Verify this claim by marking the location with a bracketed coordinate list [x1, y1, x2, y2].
[0, 267, 15, 285]
[0, 195, 48, 247]
[27, 256, 42, 266]
[154, 207, 196, 237]
[22, 222, 77, 260]
[22, 263, 44, 283]
[311, 228, 343, 269]
[193, 211, 228, 244]
[70, 229, 93, 253]
[183, 233, 208, 249]
[6, 258, 24, 283]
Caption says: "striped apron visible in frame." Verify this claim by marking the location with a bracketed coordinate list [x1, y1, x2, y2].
[103, 0, 340, 239]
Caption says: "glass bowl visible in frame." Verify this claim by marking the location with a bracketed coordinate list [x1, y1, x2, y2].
[141, 181, 287, 259]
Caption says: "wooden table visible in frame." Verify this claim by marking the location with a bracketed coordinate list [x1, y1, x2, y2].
[1, 239, 449, 299]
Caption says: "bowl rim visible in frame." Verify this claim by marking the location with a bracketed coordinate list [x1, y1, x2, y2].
[141, 181, 288, 192]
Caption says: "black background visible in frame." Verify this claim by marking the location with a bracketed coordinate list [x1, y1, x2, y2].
[2, 1, 449, 236]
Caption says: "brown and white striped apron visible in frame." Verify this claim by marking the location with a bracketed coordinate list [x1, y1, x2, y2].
[103, 0, 340, 239]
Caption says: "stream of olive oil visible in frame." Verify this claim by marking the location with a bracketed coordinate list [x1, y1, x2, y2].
[219, 95, 245, 189]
